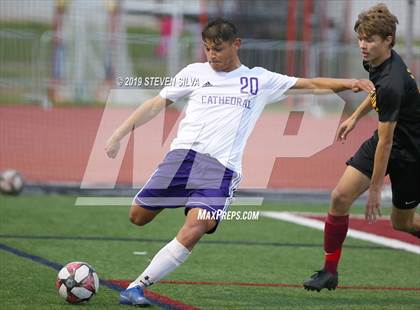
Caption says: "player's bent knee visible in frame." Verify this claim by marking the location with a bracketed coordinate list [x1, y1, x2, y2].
[129, 213, 147, 226]
[390, 208, 417, 232]
[330, 188, 352, 211]
[129, 204, 153, 226]
[183, 221, 209, 237]
[391, 219, 413, 232]
[129, 212, 148, 226]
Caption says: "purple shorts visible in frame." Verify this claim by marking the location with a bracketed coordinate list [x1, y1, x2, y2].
[134, 149, 241, 230]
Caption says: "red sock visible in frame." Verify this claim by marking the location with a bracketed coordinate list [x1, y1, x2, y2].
[323, 213, 349, 274]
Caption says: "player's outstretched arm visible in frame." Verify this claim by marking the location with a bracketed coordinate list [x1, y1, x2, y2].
[337, 95, 373, 141]
[105, 95, 172, 158]
[292, 78, 375, 93]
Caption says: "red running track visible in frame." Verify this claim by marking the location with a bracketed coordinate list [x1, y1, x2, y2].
[306, 215, 420, 245]
[0, 105, 379, 189]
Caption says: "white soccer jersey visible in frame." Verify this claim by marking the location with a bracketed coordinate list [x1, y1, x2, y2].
[159, 62, 297, 172]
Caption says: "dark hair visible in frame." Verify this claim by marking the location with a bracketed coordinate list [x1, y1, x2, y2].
[202, 18, 238, 44]
[354, 3, 398, 47]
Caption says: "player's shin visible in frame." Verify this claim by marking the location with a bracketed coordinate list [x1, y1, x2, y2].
[323, 213, 349, 274]
[127, 237, 191, 289]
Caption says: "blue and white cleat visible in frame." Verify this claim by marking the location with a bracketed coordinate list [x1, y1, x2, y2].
[119, 286, 151, 307]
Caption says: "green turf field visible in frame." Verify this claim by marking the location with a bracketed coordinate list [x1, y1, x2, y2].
[0, 195, 419, 309]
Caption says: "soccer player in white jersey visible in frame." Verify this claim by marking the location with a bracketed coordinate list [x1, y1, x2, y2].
[105, 18, 374, 306]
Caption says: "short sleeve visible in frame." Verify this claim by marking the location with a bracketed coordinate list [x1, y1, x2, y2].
[265, 71, 298, 104]
[159, 66, 195, 102]
[377, 86, 401, 122]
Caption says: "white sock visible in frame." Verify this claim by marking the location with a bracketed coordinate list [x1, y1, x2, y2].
[127, 237, 191, 289]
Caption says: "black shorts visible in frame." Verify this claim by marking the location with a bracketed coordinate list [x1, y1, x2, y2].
[346, 135, 420, 209]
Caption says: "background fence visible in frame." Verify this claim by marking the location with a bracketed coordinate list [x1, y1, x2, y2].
[1, 29, 419, 106]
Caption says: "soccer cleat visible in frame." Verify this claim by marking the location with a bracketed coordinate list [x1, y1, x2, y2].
[119, 286, 151, 306]
[303, 270, 338, 292]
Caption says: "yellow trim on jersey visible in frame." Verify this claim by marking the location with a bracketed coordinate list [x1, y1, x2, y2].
[370, 91, 379, 112]
[407, 68, 416, 80]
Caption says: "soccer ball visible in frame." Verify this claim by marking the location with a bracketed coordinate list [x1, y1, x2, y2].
[56, 262, 99, 304]
[0, 169, 24, 195]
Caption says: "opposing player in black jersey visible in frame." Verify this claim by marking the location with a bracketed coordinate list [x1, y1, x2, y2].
[304, 3, 420, 292]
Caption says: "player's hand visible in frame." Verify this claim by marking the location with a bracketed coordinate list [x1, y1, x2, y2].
[351, 79, 375, 94]
[105, 137, 120, 158]
[337, 117, 357, 142]
[365, 188, 382, 224]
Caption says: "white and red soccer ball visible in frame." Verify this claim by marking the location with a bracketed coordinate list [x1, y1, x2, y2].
[56, 262, 99, 304]
[0, 169, 24, 195]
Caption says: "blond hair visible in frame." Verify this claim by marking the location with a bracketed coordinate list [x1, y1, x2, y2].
[354, 3, 399, 47]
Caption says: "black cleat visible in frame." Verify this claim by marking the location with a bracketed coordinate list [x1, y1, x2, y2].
[303, 270, 338, 292]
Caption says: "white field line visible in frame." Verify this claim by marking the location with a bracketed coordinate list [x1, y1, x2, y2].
[260, 211, 420, 255]
[293, 211, 391, 220]
[75, 196, 263, 206]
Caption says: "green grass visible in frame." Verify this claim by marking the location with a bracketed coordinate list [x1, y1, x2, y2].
[0, 195, 419, 309]
[0, 21, 51, 34]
